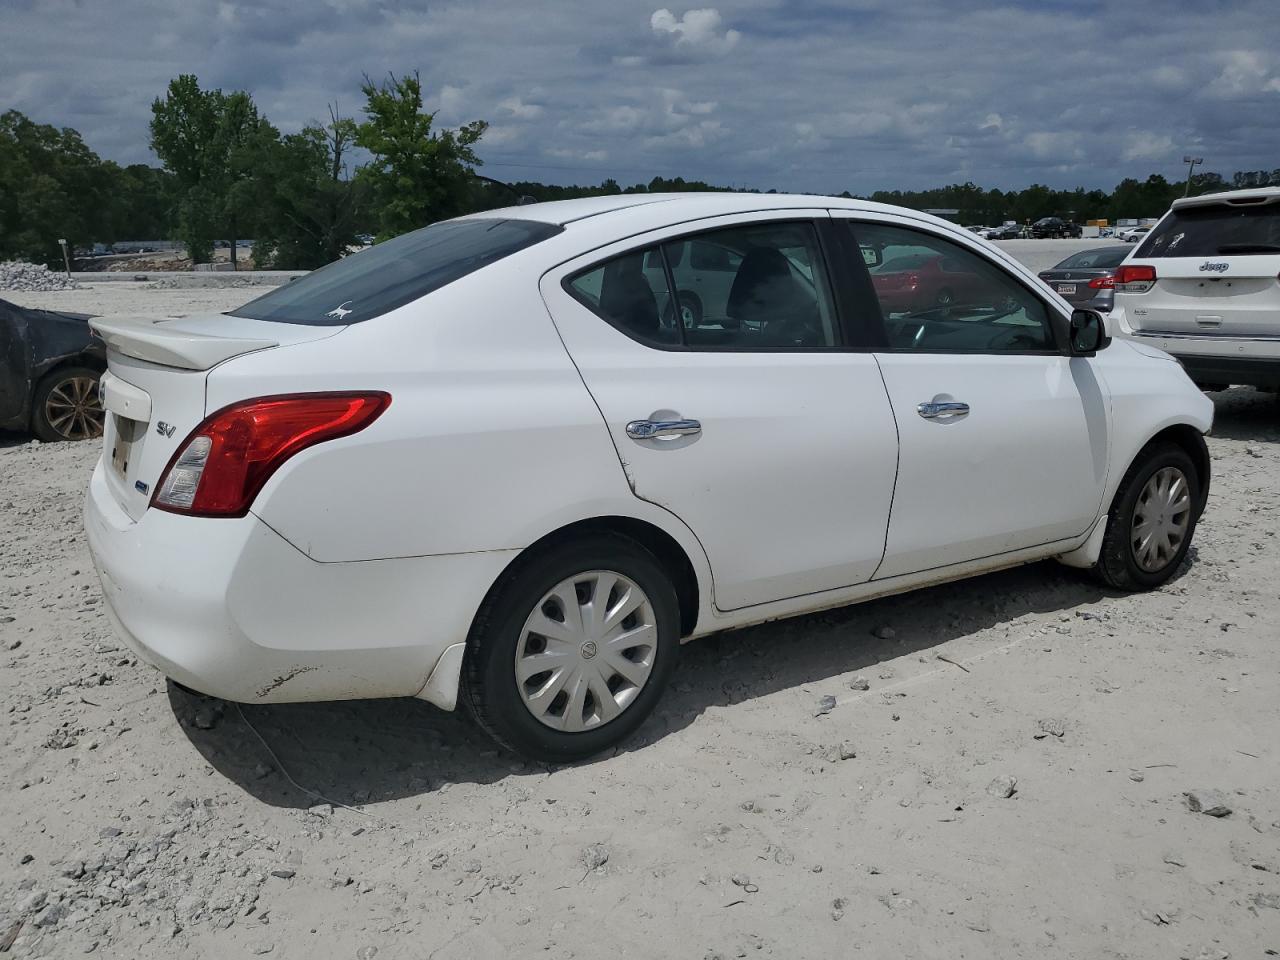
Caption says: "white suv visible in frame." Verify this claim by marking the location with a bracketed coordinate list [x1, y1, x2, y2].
[1111, 187, 1280, 391]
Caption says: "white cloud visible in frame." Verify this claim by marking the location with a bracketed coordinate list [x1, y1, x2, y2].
[1121, 131, 1175, 162]
[481, 124, 521, 146]
[432, 84, 466, 118]
[1149, 65, 1187, 90]
[980, 112, 1003, 132]
[499, 96, 543, 119]
[546, 147, 610, 162]
[1024, 131, 1083, 161]
[650, 8, 740, 53]
[1208, 50, 1280, 97]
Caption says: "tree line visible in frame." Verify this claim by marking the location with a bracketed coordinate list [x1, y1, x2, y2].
[3, 73, 1279, 270]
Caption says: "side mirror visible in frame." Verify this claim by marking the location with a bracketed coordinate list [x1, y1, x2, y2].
[1069, 308, 1110, 355]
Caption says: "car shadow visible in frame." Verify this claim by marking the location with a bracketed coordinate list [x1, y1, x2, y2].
[0, 429, 35, 448]
[1204, 386, 1280, 442]
[174, 558, 1117, 809]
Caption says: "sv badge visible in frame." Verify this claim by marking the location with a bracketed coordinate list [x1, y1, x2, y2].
[156, 421, 177, 438]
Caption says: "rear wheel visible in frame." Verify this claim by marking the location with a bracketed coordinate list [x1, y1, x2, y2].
[1094, 442, 1201, 591]
[461, 534, 680, 762]
[31, 366, 104, 442]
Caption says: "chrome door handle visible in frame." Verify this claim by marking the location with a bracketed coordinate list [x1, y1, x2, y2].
[917, 401, 970, 420]
[626, 418, 702, 440]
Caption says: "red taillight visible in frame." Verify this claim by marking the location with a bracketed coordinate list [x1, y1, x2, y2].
[1115, 264, 1156, 292]
[1088, 275, 1116, 289]
[151, 392, 391, 517]
[905, 272, 920, 289]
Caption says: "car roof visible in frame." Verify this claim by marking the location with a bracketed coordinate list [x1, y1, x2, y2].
[463, 191, 963, 231]
[1172, 186, 1280, 210]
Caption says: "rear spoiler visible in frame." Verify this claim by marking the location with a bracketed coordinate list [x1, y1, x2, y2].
[1172, 191, 1280, 211]
[89, 316, 278, 371]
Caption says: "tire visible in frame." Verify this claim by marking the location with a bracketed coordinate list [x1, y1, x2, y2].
[31, 365, 104, 442]
[1094, 442, 1201, 591]
[461, 533, 681, 762]
[677, 292, 703, 328]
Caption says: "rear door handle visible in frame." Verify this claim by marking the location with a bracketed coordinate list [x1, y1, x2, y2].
[626, 418, 702, 440]
[917, 401, 969, 420]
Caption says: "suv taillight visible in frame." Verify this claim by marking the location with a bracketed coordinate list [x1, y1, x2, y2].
[152, 392, 391, 517]
[1115, 264, 1156, 293]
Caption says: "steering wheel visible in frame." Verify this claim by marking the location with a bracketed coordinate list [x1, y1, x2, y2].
[990, 327, 1042, 351]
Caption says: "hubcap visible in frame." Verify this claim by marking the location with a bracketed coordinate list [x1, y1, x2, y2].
[1130, 466, 1191, 572]
[45, 376, 104, 441]
[515, 570, 657, 733]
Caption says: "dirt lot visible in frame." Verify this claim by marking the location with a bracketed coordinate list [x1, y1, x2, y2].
[2, 265, 1279, 959]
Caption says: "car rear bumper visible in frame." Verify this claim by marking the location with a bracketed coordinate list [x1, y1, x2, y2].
[1171, 353, 1280, 388]
[84, 459, 515, 704]
[1064, 291, 1114, 311]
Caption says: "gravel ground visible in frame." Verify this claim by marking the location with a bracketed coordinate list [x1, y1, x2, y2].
[2, 256, 1279, 959]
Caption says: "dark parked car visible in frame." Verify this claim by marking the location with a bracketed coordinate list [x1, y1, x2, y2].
[1030, 217, 1083, 239]
[989, 224, 1023, 240]
[1036, 246, 1131, 311]
[0, 299, 106, 441]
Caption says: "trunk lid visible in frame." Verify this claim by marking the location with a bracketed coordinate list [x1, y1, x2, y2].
[1037, 268, 1114, 305]
[1122, 256, 1280, 336]
[92, 313, 343, 521]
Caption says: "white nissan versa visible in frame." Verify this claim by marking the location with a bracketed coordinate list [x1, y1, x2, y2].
[86, 194, 1213, 762]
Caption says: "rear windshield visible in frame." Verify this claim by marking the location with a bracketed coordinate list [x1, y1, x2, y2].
[1136, 200, 1280, 259]
[1053, 247, 1130, 270]
[230, 218, 562, 325]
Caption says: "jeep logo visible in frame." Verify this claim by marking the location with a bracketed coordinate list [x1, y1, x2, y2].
[1199, 261, 1229, 273]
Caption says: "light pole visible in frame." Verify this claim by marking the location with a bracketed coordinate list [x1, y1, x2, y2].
[1183, 155, 1203, 197]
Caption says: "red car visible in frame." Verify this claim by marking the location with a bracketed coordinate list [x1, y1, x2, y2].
[869, 252, 988, 314]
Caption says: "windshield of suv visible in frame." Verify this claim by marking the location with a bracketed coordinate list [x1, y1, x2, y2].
[230, 218, 562, 325]
[1136, 200, 1280, 258]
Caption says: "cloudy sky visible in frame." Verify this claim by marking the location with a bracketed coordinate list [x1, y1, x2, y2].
[5, 0, 1279, 194]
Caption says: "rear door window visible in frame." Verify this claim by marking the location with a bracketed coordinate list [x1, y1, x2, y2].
[568, 248, 679, 348]
[230, 218, 562, 325]
[566, 221, 839, 350]
[1136, 201, 1280, 258]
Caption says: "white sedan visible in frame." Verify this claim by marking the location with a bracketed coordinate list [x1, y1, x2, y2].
[85, 194, 1213, 761]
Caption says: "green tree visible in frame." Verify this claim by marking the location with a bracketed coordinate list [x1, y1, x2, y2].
[253, 107, 366, 269]
[355, 71, 487, 238]
[218, 92, 279, 268]
[0, 110, 115, 265]
[150, 75, 277, 264]
[149, 76, 221, 262]
[1188, 170, 1226, 197]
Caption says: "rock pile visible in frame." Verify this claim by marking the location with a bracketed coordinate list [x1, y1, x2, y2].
[0, 261, 79, 292]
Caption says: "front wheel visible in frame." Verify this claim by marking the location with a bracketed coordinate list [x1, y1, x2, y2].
[1094, 442, 1201, 591]
[461, 534, 680, 762]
